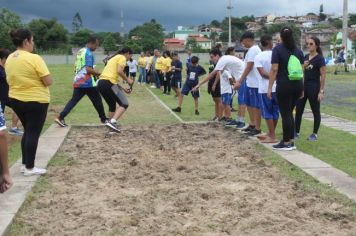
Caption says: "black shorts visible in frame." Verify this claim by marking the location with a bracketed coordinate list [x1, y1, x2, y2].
[130, 72, 136, 78]
[208, 77, 221, 98]
[97, 79, 129, 112]
[171, 77, 182, 88]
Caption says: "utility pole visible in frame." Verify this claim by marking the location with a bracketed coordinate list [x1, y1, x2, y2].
[227, 0, 233, 46]
[342, 0, 348, 50]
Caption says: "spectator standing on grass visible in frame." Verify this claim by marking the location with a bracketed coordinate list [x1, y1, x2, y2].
[0, 48, 23, 136]
[186, 50, 192, 70]
[155, 51, 165, 91]
[0, 104, 13, 193]
[254, 35, 279, 143]
[146, 51, 153, 84]
[334, 45, 347, 75]
[207, 57, 223, 122]
[162, 51, 172, 95]
[171, 52, 183, 98]
[295, 37, 326, 141]
[6, 29, 53, 176]
[127, 57, 138, 82]
[172, 56, 206, 115]
[97, 48, 134, 133]
[138, 52, 147, 84]
[225, 47, 238, 113]
[55, 36, 107, 127]
[268, 27, 304, 151]
[150, 49, 161, 89]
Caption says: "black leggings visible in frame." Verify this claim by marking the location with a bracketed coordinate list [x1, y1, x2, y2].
[276, 81, 303, 142]
[163, 72, 172, 94]
[97, 79, 129, 113]
[10, 99, 48, 169]
[295, 83, 321, 134]
[156, 70, 164, 87]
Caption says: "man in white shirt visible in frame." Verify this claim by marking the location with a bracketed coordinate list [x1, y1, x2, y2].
[254, 35, 279, 143]
[234, 32, 262, 136]
[127, 58, 138, 81]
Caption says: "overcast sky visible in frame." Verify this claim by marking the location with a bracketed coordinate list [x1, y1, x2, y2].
[1, 0, 355, 33]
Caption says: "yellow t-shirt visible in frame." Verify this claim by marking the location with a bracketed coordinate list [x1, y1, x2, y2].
[155, 56, 165, 71]
[100, 54, 127, 84]
[163, 57, 172, 73]
[138, 56, 147, 68]
[5, 50, 50, 103]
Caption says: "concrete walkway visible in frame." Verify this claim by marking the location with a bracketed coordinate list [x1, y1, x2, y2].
[0, 125, 70, 236]
[304, 109, 356, 135]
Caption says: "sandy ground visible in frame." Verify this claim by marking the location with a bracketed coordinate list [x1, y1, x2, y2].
[11, 123, 356, 236]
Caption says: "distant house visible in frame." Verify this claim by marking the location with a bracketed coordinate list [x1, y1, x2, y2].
[163, 38, 185, 52]
[174, 26, 198, 41]
[188, 35, 212, 50]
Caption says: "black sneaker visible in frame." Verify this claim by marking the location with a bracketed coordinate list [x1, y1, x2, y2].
[105, 121, 121, 133]
[225, 119, 239, 127]
[172, 107, 181, 113]
[219, 117, 227, 122]
[246, 129, 262, 136]
[272, 141, 294, 151]
[55, 117, 67, 127]
[195, 110, 200, 115]
[242, 125, 255, 133]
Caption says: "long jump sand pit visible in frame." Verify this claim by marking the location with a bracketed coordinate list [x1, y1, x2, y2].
[11, 123, 356, 235]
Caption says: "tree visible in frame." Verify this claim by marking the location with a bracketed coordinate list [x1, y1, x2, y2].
[96, 32, 122, 45]
[329, 18, 343, 29]
[70, 28, 93, 46]
[210, 20, 221, 28]
[102, 33, 117, 53]
[28, 18, 68, 51]
[128, 19, 164, 51]
[349, 14, 356, 27]
[352, 39, 356, 55]
[185, 38, 205, 53]
[123, 39, 142, 53]
[0, 8, 22, 50]
[72, 12, 83, 33]
[258, 23, 301, 43]
[319, 4, 326, 22]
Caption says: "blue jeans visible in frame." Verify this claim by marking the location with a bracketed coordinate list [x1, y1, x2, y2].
[153, 70, 160, 88]
[138, 67, 146, 83]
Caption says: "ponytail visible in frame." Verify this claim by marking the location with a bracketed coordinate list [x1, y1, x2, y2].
[280, 27, 296, 52]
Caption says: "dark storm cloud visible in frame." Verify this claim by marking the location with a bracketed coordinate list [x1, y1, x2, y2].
[0, 0, 355, 32]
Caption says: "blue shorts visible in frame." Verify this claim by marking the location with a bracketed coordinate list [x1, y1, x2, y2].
[259, 93, 279, 120]
[0, 103, 6, 131]
[182, 80, 200, 98]
[245, 87, 260, 109]
[238, 80, 247, 105]
[221, 93, 232, 106]
[171, 77, 182, 88]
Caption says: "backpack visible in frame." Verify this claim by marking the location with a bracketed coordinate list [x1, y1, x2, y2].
[287, 53, 303, 81]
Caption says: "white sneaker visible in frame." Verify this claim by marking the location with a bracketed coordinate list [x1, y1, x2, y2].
[24, 167, 47, 176]
[20, 165, 26, 173]
[150, 85, 156, 88]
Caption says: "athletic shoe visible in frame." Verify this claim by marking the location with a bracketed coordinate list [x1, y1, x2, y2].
[172, 107, 181, 113]
[20, 165, 26, 173]
[242, 125, 255, 133]
[8, 128, 24, 136]
[236, 122, 246, 129]
[150, 85, 156, 88]
[105, 121, 121, 133]
[246, 129, 262, 136]
[294, 132, 300, 140]
[225, 119, 239, 127]
[211, 117, 219, 122]
[55, 117, 68, 127]
[307, 133, 318, 141]
[195, 110, 200, 115]
[272, 141, 294, 151]
[291, 142, 297, 150]
[219, 117, 227, 122]
[24, 167, 47, 176]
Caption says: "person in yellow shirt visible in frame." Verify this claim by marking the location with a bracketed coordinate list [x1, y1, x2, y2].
[145, 51, 154, 85]
[97, 48, 134, 133]
[162, 51, 173, 95]
[5, 29, 52, 176]
[155, 51, 165, 91]
[137, 52, 147, 84]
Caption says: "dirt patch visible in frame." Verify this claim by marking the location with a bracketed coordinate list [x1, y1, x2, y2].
[12, 123, 356, 235]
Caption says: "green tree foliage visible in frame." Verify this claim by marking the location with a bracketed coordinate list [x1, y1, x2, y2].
[72, 12, 83, 33]
[329, 18, 343, 29]
[219, 15, 254, 42]
[258, 23, 301, 42]
[210, 20, 221, 28]
[70, 28, 94, 47]
[0, 8, 22, 50]
[127, 19, 165, 51]
[185, 38, 206, 53]
[28, 18, 68, 51]
[102, 33, 117, 53]
[96, 32, 122, 45]
[349, 14, 356, 27]
[123, 40, 142, 53]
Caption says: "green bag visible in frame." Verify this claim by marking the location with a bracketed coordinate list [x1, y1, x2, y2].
[287, 54, 303, 81]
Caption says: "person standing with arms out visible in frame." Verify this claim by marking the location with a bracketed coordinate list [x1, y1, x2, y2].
[162, 51, 172, 95]
[0, 48, 23, 136]
[6, 29, 53, 175]
[0, 104, 12, 193]
[137, 52, 147, 84]
[171, 52, 183, 98]
[234, 32, 262, 136]
[55, 36, 107, 127]
[295, 37, 326, 141]
[255, 35, 279, 143]
[268, 27, 304, 151]
[97, 48, 134, 132]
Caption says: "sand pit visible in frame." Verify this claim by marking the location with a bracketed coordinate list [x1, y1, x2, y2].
[12, 123, 356, 235]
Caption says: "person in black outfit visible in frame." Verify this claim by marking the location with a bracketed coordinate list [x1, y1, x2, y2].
[268, 27, 304, 151]
[295, 37, 326, 141]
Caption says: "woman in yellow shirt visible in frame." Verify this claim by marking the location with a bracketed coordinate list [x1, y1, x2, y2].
[97, 48, 134, 133]
[162, 51, 173, 95]
[137, 52, 147, 84]
[155, 51, 165, 91]
[5, 29, 52, 176]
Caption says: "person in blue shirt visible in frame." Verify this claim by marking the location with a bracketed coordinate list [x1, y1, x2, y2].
[55, 36, 107, 127]
[172, 56, 206, 115]
[186, 50, 192, 69]
[171, 52, 183, 97]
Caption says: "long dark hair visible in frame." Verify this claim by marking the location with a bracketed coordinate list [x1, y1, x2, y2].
[10, 29, 32, 47]
[280, 27, 296, 52]
[310, 36, 323, 56]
